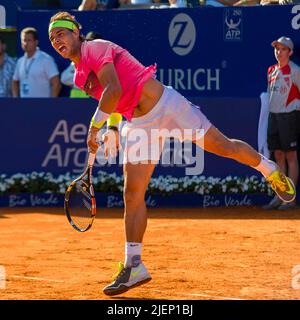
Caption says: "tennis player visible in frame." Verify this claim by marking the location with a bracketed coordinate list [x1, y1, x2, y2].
[49, 12, 296, 296]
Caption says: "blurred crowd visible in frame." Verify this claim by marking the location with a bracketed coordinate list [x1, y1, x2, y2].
[77, 0, 300, 9]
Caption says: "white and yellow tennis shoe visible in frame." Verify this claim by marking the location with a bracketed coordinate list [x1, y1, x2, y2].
[103, 262, 152, 296]
[266, 169, 296, 203]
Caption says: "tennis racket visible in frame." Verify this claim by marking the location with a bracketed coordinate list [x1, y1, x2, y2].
[64, 152, 97, 232]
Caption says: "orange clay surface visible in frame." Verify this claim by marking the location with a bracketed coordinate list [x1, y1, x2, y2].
[0, 206, 300, 300]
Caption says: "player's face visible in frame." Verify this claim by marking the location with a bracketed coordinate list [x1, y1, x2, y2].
[49, 27, 80, 59]
[274, 44, 292, 65]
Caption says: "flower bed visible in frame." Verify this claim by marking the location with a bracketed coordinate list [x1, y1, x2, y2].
[0, 171, 273, 196]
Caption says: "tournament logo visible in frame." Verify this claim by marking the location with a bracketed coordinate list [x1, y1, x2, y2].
[0, 5, 6, 29]
[168, 13, 196, 56]
[224, 8, 243, 42]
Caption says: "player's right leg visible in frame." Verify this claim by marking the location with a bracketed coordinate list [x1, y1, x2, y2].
[198, 125, 296, 203]
[103, 162, 155, 296]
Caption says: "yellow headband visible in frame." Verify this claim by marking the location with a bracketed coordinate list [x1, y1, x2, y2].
[48, 20, 78, 34]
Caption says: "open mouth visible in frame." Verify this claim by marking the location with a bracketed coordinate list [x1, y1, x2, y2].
[58, 45, 67, 54]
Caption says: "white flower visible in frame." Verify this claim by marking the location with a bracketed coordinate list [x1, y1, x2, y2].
[0, 171, 272, 197]
[242, 183, 249, 192]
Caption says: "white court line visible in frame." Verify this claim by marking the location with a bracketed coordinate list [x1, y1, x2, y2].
[11, 275, 64, 283]
[151, 289, 245, 300]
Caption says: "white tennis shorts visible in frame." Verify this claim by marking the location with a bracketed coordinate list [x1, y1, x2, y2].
[121, 86, 212, 163]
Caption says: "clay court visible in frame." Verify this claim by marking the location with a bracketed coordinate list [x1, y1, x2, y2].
[0, 206, 300, 300]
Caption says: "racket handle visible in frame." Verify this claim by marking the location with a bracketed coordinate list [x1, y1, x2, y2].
[88, 153, 96, 166]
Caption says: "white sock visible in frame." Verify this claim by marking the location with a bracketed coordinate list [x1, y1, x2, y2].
[125, 242, 142, 268]
[252, 155, 277, 178]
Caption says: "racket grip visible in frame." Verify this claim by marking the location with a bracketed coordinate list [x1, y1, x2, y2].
[88, 153, 96, 166]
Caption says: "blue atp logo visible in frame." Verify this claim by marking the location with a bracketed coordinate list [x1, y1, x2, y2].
[168, 13, 196, 56]
[224, 8, 243, 42]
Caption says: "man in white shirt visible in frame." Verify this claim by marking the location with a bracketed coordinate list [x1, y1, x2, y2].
[12, 27, 61, 98]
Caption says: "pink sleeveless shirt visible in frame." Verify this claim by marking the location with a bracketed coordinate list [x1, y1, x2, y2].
[74, 40, 156, 121]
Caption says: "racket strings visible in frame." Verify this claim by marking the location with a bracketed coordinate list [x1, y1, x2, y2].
[68, 180, 93, 230]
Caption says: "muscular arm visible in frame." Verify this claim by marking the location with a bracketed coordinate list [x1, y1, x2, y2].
[12, 80, 19, 97]
[96, 62, 122, 114]
[50, 75, 62, 97]
[87, 63, 122, 153]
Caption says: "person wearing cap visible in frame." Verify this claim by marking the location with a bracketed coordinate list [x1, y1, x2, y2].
[263, 36, 299, 210]
[48, 12, 296, 296]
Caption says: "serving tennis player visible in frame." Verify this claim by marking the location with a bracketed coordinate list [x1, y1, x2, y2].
[49, 12, 296, 296]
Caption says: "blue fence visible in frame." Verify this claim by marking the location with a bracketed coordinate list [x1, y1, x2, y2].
[2, 4, 300, 96]
[1, 5, 300, 206]
[15, 5, 300, 98]
[0, 97, 260, 177]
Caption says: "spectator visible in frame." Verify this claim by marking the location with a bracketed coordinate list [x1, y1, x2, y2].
[0, 36, 16, 97]
[169, 0, 187, 7]
[78, 0, 120, 10]
[278, 0, 300, 4]
[233, 0, 261, 4]
[150, 0, 170, 8]
[205, 0, 260, 5]
[263, 37, 299, 210]
[205, 0, 227, 6]
[259, 0, 278, 4]
[130, 0, 152, 4]
[12, 27, 61, 98]
[61, 31, 102, 98]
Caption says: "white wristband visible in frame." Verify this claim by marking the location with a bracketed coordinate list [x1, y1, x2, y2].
[91, 108, 110, 129]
